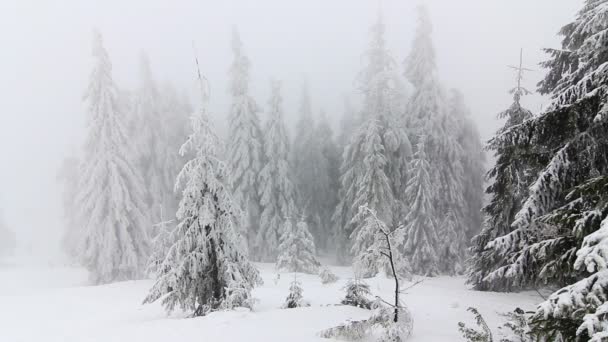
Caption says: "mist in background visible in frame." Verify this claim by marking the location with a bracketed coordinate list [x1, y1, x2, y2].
[0, 0, 582, 261]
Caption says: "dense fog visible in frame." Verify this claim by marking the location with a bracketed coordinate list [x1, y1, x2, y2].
[0, 0, 580, 260]
[6, 1, 608, 341]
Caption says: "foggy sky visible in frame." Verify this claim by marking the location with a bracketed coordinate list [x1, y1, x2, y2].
[0, 0, 582, 260]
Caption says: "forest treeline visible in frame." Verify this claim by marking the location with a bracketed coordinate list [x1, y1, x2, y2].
[55, 2, 608, 341]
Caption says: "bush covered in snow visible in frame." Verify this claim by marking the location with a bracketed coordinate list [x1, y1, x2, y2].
[341, 278, 373, 310]
[319, 266, 339, 284]
[459, 307, 535, 342]
[282, 279, 310, 309]
[320, 298, 413, 341]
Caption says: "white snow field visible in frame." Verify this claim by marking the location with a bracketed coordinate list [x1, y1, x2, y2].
[0, 260, 541, 342]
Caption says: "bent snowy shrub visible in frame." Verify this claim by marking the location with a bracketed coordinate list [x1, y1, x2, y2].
[319, 267, 339, 284]
[320, 299, 413, 341]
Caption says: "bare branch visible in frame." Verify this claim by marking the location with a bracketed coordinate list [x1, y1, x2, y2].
[399, 279, 424, 294]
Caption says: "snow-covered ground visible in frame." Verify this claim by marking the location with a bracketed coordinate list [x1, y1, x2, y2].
[0, 260, 541, 341]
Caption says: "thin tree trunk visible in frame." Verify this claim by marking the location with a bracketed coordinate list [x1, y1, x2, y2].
[384, 231, 399, 323]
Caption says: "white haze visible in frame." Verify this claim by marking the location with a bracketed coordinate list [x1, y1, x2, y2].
[0, 0, 582, 261]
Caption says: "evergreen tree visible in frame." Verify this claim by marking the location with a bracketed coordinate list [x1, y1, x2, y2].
[143, 70, 262, 317]
[282, 277, 309, 309]
[404, 6, 465, 275]
[158, 82, 191, 221]
[467, 73, 535, 291]
[358, 12, 410, 220]
[227, 29, 264, 255]
[145, 206, 175, 277]
[404, 5, 445, 146]
[313, 111, 341, 251]
[342, 278, 373, 309]
[403, 138, 439, 276]
[343, 117, 395, 277]
[75, 31, 149, 284]
[438, 210, 462, 275]
[257, 80, 295, 261]
[276, 216, 320, 274]
[449, 89, 485, 241]
[338, 96, 357, 150]
[132, 53, 174, 227]
[333, 11, 410, 264]
[292, 83, 316, 207]
[291, 84, 326, 245]
[479, 1, 608, 339]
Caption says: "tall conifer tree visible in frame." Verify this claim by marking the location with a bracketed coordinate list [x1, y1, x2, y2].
[76, 31, 149, 284]
[144, 64, 262, 316]
[467, 51, 537, 291]
[257, 80, 296, 261]
[333, 11, 410, 264]
[483, 2, 608, 338]
[227, 29, 264, 255]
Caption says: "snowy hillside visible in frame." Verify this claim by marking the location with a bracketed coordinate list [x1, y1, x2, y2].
[0, 261, 541, 342]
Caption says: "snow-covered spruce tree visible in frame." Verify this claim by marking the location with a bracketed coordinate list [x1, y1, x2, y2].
[143, 68, 262, 317]
[480, 0, 608, 291]
[404, 6, 466, 275]
[292, 83, 316, 208]
[75, 31, 149, 284]
[438, 210, 463, 276]
[342, 278, 373, 309]
[145, 206, 175, 277]
[333, 11, 410, 264]
[257, 80, 296, 261]
[227, 29, 264, 255]
[130, 53, 175, 226]
[432, 89, 486, 276]
[357, 11, 411, 224]
[467, 61, 536, 291]
[404, 5, 445, 143]
[449, 89, 485, 241]
[344, 117, 395, 277]
[308, 110, 340, 252]
[337, 96, 357, 150]
[403, 138, 440, 276]
[477, 1, 608, 339]
[291, 84, 327, 247]
[158, 82, 191, 220]
[528, 177, 608, 341]
[282, 276, 310, 309]
[276, 215, 320, 274]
